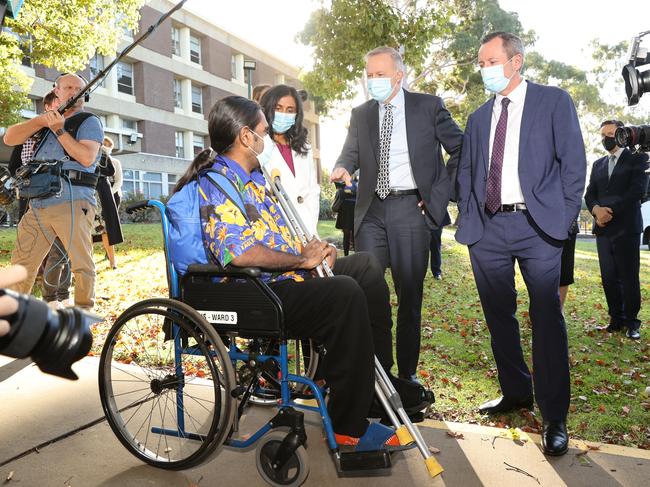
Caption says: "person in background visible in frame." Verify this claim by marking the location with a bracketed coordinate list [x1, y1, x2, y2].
[559, 219, 579, 311]
[252, 84, 271, 104]
[585, 120, 649, 340]
[94, 137, 123, 269]
[260, 84, 320, 236]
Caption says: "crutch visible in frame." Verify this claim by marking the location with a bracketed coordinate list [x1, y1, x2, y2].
[262, 167, 443, 478]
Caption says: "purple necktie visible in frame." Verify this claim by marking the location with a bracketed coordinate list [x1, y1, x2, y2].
[485, 97, 511, 214]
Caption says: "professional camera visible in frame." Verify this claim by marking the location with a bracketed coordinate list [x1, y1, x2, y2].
[615, 124, 650, 152]
[0, 166, 17, 206]
[622, 30, 650, 106]
[0, 289, 97, 380]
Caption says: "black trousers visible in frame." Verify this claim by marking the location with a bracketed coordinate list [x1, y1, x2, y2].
[269, 252, 392, 437]
[357, 194, 430, 378]
[596, 232, 642, 331]
[430, 227, 443, 276]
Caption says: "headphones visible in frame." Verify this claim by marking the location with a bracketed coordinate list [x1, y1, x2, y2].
[53, 73, 90, 102]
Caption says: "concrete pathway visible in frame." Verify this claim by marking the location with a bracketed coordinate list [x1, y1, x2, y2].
[1, 356, 648, 486]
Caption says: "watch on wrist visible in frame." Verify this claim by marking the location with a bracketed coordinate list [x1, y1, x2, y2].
[55, 128, 65, 137]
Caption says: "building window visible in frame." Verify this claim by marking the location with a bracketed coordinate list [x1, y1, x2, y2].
[122, 169, 139, 196]
[167, 174, 177, 194]
[193, 134, 204, 156]
[244, 67, 253, 85]
[231, 55, 237, 79]
[175, 131, 185, 158]
[190, 34, 201, 64]
[142, 172, 163, 198]
[89, 53, 105, 87]
[116, 61, 134, 95]
[171, 27, 181, 56]
[121, 118, 137, 132]
[173, 79, 182, 108]
[191, 85, 202, 114]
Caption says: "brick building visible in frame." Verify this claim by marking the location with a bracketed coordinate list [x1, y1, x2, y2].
[1, 0, 320, 199]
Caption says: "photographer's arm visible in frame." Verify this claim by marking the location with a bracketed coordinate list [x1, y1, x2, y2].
[3, 115, 48, 146]
[45, 111, 100, 167]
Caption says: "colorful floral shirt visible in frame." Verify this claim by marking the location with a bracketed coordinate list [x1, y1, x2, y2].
[199, 155, 308, 283]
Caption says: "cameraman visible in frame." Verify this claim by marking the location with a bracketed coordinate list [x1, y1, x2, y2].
[3, 73, 103, 309]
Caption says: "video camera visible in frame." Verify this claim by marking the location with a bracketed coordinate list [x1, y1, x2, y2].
[616, 30, 650, 152]
[0, 289, 96, 380]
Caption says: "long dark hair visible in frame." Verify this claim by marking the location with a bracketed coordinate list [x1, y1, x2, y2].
[173, 96, 262, 193]
[259, 84, 309, 155]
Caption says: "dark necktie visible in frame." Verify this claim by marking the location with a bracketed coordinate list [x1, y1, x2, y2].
[375, 104, 394, 199]
[485, 97, 511, 214]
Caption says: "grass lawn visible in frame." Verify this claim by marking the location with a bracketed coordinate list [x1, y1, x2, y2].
[1, 221, 648, 448]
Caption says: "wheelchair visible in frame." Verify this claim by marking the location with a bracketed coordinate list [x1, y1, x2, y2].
[98, 199, 436, 486]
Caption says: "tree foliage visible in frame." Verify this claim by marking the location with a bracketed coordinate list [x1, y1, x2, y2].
[0, 0, 144, 126]
[300, 0, 648, 158]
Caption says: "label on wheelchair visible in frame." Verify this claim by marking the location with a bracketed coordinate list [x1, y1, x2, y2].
[198, 310, 238, 324]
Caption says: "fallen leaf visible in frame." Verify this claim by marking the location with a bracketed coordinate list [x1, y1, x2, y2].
[587, 444, 601, 451]
[576, 450, 589, 456]
[598, 405, 606, 412]
[428, 446, 441, 454]
[446, 431, 464, 439]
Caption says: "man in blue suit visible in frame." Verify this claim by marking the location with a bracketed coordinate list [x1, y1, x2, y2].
[585, 120, 649, 340]
[455, 32, 586, 456]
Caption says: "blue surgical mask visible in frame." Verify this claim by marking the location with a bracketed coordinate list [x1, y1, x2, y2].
[480, 58, 515, 93]
[248, 130, 275, 167]
[367, 77, 396, 103]
[272, 112, 296, 134]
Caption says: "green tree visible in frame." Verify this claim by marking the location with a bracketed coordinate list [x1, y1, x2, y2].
[299, 0, 640, 156]
[298, 0, 454, 112]
[0, 0, 144, 126]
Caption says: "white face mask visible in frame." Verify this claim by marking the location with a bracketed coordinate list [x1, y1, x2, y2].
[104, 147, 112, 155]
[247, 130, 275, 167]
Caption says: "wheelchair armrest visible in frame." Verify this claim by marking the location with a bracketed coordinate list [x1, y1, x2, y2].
[185, 263, 262, 278]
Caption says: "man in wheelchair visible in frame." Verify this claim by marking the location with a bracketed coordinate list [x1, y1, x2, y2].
[170, 95, 424, 451]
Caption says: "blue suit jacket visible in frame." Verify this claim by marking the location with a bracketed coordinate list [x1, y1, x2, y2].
[584, 149, 649, 237]
[455, 81, 587, 245]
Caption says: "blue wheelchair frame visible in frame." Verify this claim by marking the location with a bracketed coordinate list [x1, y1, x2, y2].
[145, 199, 339, 452]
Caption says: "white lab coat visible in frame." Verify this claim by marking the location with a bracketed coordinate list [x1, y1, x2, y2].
[265, 144, 320, 237]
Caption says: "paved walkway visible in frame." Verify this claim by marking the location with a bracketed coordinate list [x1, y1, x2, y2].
[1, 356, 648, 486]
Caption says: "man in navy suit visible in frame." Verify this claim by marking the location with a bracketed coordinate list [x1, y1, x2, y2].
[585, 120, 649, 340]
[455, 32, 586, 456]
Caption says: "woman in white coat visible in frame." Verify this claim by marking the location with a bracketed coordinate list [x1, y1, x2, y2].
[259, 85, 320, 236]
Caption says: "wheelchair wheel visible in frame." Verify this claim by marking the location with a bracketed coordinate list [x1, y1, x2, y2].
[99, 298, 236, 469]
[247, 339, 320, 407]
[255, 431, 309, 487]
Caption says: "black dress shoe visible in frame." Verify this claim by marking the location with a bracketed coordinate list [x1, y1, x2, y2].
[542, 420, 568, 456]
[478, 395, 534, 415]
[626, 328, 641, 340]
[596, 323, 623, 333]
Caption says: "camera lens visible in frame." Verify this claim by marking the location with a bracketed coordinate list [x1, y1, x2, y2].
[0, 290, 95, 380]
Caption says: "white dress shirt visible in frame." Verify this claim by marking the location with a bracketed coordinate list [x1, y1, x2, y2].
[379, 88, 417, 190]
[488, 79, 527, 204]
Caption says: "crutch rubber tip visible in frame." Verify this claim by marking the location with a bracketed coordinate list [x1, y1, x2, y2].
[396, 426, 414, 446]
[425, 457, 444, 477]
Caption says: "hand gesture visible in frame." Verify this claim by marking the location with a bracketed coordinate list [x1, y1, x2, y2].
[330, 167, 352, 186]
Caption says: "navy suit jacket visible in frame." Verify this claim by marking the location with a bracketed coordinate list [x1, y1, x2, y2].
[584, 149, 649, 237]
[455, 81, 587, 245]
[335, 89, 463, 235]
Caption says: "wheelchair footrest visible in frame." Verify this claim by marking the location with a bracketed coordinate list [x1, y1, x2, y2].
[339, 450, 392, 471]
